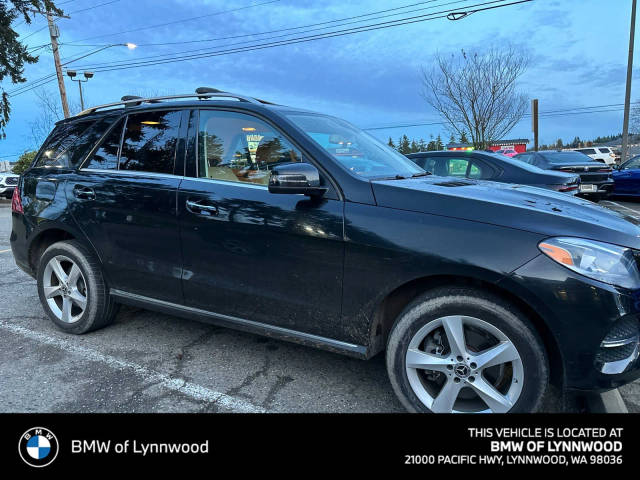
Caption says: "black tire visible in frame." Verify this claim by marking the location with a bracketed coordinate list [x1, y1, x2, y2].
[37, 240, 119, 334]
[386, 286, 549, 413]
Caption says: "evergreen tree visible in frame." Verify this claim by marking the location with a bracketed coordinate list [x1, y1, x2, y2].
[459, 130, 470, 144]
[435, 134, 444, 150]
[388, 137, 396, 149]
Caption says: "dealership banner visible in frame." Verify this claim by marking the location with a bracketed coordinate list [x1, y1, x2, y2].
[2, 414, 638, 470]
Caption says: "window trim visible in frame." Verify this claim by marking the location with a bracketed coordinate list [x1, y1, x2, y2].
[78, 114, 126, 170]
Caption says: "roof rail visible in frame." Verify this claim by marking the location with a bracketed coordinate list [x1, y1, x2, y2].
[76, 90, 263, 117]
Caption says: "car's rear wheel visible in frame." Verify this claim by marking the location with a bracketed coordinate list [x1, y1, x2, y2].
[386, 287, 548, 413]
[37, 240, 119, 334]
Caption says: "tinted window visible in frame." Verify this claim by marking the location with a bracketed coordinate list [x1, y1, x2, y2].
[198, 110, 301, 185]
[35, 120, 97, 168]
[598, 148, 611, 153]
[540, 151, 594, 163]
[577, 149, 596, 154]
[119, 110, 181, 174]
[85, 118, 125, 170]
[469, 161, 493, 179]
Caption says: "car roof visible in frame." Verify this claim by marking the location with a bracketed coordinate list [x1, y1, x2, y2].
[55, 91, 318, 126]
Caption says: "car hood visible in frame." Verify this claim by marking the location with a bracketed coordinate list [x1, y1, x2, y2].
[371, 176, 640, 249]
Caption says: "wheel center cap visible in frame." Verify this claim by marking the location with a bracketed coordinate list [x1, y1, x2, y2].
[454, 363, 470, 378]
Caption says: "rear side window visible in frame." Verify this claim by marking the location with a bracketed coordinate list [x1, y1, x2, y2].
[119, 110, 182, 174]
[598, 148, 611, 153]
[577, 149, 596, 154]
[85, 118, 125, 170]
[35, 120, 97, 168]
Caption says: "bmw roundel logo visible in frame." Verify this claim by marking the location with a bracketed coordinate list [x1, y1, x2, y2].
[18, 427, 59, 468]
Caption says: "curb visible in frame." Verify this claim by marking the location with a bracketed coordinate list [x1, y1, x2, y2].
[585, 389, 628, 413]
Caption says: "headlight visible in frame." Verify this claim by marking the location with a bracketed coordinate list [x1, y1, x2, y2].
[538, 237, 640, 289]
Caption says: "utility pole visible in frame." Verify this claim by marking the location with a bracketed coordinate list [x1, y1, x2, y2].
[622, 0, 637, 164]
[46, 10, 70, 118]
[532, 98, 539, 151]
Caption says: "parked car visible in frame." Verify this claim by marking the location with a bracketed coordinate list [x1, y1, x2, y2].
[611, 154, 640, 197]
[0, 171, 19, 199]
[10, 88, 640, 414]
[567, 147, 617, 166]
[406, 150, 580, 194]
[494, 148, 518, 157]
[514, 150, 614, 201]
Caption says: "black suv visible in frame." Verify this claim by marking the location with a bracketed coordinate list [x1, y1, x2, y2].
[10, 89, 640, 413]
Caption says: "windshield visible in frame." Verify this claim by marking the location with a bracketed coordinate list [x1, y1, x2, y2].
[285, 113, 424, 179]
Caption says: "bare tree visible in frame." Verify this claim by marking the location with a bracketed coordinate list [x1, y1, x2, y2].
[28, 88, 82, 148]
[421, 47, 528, 149]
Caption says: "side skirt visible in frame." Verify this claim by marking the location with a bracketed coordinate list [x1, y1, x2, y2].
[110, 289, 369, 359]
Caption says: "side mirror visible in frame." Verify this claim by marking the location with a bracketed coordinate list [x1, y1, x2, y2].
[268, 162, 328, 197]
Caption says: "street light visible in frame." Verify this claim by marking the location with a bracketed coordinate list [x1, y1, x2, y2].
[66, 70, 95, 110]
[63, 43, 137, 111]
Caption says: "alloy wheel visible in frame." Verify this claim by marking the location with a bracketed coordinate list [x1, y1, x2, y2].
[42, 255, 88, 324]
[405, 315, 524, 413]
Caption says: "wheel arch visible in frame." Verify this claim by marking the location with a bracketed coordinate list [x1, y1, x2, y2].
[368, 274, 564, 387]
[27, 224, 102, 276]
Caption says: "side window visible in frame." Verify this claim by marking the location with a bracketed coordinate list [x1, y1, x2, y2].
[35, 120, 97, 168]
[515, 154, 530, 163]
[446, 158, 471, 177]
[623, 158, 640, 170]
[417, 156, 436, 174]
[85, 118, 125, 170]
[119, 110, 182, 174]
[198, 110, 301, 185]
[469, 161, 494, 179]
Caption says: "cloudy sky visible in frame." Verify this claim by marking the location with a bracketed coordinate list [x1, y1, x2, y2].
[0, 0, 637, 160]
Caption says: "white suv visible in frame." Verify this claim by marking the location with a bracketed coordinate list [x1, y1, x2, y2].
[568, 147, 616, 166]
[0, 172, 19, 199]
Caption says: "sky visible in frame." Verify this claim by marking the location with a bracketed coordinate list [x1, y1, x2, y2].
[0, 0, 637, 161]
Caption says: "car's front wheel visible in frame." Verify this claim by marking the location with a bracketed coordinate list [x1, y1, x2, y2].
[37, 240, 119, 334]
[386, 287, 548, 413]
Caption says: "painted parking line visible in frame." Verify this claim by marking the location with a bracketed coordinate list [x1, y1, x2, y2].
[0, 249, 11, 254]
[0, 320, 266, 414]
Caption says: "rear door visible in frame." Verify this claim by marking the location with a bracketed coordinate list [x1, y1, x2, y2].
[177, 109, 344, 338]
[67, 109, 186, 303]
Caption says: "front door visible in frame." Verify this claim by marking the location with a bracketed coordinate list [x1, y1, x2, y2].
[614, 157, 640, 194]
[68, 109, 185, 303]
[178, 109, 344, 338]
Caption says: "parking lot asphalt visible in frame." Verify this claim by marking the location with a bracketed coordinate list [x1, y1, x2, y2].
[0, 197, 638, 413]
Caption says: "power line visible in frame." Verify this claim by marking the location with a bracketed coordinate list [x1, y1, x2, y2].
[68, 0, 282, 43]
[70, 0, 528, 73]
[63, 0, 472, 68]
[64, 0, 453, 48]
[66, 0, 121, 15]
[8, 0, 528, 97]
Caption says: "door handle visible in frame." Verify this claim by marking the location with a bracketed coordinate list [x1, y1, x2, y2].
[73, 185, 95, 200]
[186, 199, 219, 216]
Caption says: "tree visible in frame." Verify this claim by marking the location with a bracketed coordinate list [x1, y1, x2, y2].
[459, 130, 469, 143]
[12, 150, 36, 174]
[421, 47, 528, 149]
[387, 137, 395, 149]
[397, 134, 411, 154]
[1, 1, 63, 138]
[28, 88, 81, 148]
